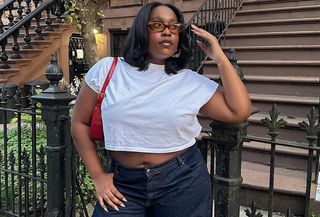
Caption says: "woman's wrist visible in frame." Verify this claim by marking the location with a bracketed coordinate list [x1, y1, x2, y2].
[216, 55, 228, 67]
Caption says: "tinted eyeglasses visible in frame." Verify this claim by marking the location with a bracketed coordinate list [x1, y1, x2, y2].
[148, 21, 183, 34]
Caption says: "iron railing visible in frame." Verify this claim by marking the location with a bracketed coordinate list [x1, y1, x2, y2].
[0, 0, 64, 69]
[186, 0, 243, 73]
[0, 94, 47, 216]
[0, 86, 97, 216]
[198, 105, 319, 217]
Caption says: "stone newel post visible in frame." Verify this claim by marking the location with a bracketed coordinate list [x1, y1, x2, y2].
[211, 121, 248, 217]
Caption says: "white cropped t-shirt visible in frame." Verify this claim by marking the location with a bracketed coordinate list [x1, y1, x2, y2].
[85, 57, 218, 153]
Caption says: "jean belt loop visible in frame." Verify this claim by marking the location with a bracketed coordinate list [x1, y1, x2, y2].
[176, 155, 184, 166]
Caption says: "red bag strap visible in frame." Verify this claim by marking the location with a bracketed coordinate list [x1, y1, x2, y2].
[97, 57, 118, 103]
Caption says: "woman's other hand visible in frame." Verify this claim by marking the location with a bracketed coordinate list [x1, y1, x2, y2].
[93, 172, 127, 211]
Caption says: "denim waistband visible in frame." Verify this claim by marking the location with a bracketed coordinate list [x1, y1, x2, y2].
[110, 144, 197, 176]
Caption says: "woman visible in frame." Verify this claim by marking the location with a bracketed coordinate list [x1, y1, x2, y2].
[71, 2, 251, 217]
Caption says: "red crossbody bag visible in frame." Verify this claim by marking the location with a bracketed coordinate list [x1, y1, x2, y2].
[90, 57, 118, 141]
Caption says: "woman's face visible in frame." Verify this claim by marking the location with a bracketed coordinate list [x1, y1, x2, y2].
[147, 5, 180, 65]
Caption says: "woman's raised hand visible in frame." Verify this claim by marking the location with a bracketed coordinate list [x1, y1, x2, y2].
[93, 172, 127, 212]
[191, 24, 225, 64]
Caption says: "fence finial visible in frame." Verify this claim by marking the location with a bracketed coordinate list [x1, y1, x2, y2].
[45, 53, 63, 87]
[299, 107, 320, 139]
[261, 104, 287, 138]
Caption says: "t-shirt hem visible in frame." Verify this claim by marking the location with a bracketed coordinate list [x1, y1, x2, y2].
[104, 139, 196, 153]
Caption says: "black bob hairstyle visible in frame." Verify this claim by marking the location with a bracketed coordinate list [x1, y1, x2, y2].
[123, 2, 192, 75]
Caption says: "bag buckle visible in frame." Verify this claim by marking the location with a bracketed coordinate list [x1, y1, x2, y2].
[98, 93, 105, 97]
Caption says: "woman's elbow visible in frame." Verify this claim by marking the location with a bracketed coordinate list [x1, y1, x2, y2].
[233, 104, 252, 124]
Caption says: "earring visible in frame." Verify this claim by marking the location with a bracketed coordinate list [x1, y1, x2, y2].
[172, 49, 181, 58]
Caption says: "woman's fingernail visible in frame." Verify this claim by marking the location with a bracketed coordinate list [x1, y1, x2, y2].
[114, 206, 119, 211]
[120, 203, 126, 207]
[123, 198, 128, 202]
[104, 207, 109, 212]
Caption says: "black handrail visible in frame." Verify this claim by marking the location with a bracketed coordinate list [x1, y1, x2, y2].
[0, 0, 15, 11]
[185, 0, 244, 72]
[0, 0, 56, 42]
[185, 0, 209, 27]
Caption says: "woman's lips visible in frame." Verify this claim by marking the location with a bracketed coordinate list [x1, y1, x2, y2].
[159, 39, 173, 47]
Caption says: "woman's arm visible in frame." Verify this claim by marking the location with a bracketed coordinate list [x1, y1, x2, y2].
[192, 24, 252, 124]
[71, 82, 126, 211]
[71, 82, 104, 180]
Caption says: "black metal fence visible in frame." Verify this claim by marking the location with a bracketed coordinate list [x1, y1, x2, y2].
[201, 105, 319, 217]
[0, 54, 318, 217]
[0, 90, 47, 216]
[0, 55, 98, 216]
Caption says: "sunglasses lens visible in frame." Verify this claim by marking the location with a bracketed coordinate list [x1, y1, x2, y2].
[169, 24, 181, 33]
[148, 22, 182, 33]
[150, 22, 164, 32]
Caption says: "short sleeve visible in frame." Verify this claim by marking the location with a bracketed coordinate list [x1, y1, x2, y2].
[184, 69, 219, 108]
[84, 57, 115, 93]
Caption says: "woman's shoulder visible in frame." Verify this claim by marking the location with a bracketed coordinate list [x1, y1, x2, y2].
[95, 56, 118, 67]
[177, 68, 215, 85]
[178, 68, 200, 78]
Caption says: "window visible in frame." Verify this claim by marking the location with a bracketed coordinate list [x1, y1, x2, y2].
[111, 31, 128, 57]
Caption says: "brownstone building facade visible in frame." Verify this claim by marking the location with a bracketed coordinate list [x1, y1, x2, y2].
[96, 0, 203, 58]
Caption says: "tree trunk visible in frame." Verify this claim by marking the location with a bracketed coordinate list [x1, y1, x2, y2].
[77, 0, 104, 67]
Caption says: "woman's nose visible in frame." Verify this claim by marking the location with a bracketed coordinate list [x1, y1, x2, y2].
[161, 27, 172, 36]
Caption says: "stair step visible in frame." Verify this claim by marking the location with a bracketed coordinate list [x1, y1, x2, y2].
[227, 18, 320, 33]
[207, 59, 320, 66]
[240, 161, 312, 215]
[249, 112, 309, 128]
[242, 141, 311, 171]
[198, 112, 310, 143]
[0, 68, 19, 80]
[247, 112, 313, 142]
[6, 40, 53, 49]
[249, 93, 318, 117]
[243, 0, 320, 10]
[4, 58, 32, 68]
[203, 59, 320, 77]
[235, 5, 320, 21]
[242, 161, 308, 193]
[239, 4, 320, 14]
[250, 93, 318, 105]
[222, 45, 320, 61]
[0, 78, 8, 83]
[206, 74, 319, 97]
[246, 78, 319, 97]
[3, 31, 63, 42]
[223, 31, 320, 46]
[5, 48, 43, 58]
[0, 68, 19, 74]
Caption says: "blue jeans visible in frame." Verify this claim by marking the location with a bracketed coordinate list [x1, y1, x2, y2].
[92, 144, 212, 217]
